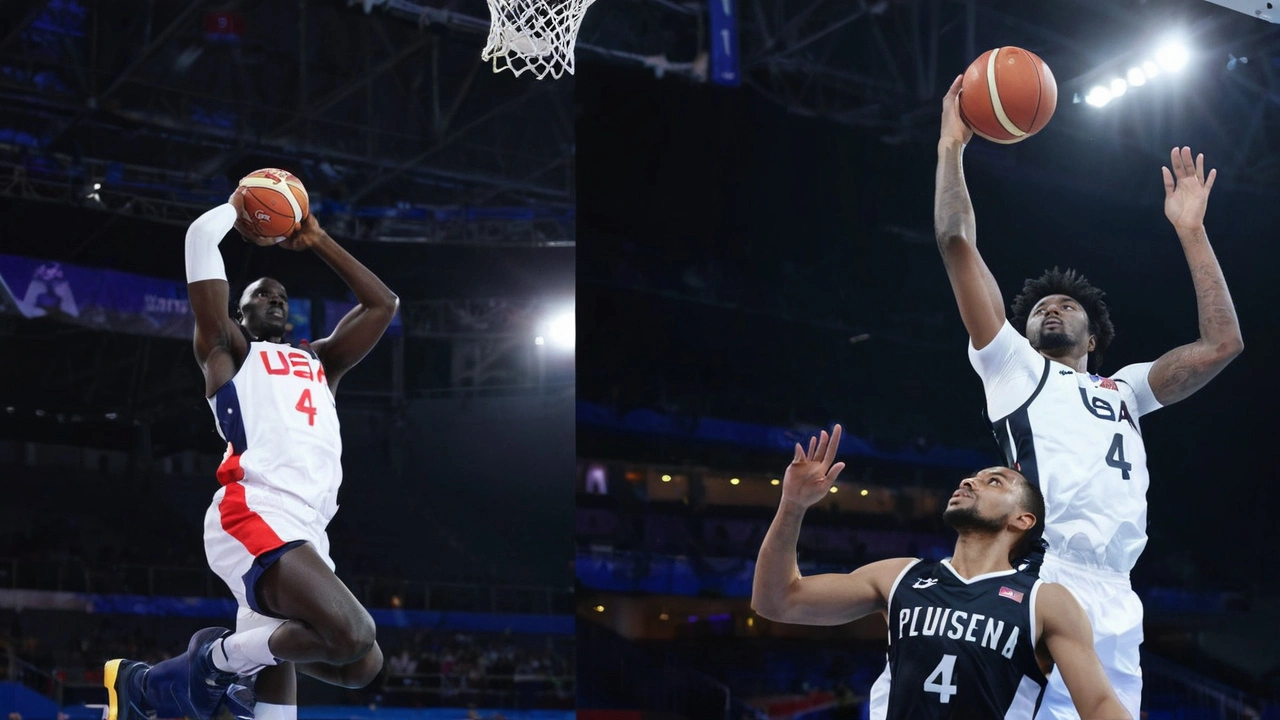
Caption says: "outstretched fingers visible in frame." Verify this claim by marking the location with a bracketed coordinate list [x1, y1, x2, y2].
[826, 461, 847, 484]
[821, 425, 843, 470]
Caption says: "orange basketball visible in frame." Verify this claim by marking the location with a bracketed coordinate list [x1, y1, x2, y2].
[958, 47, 1057, 144]
[231, 168, 310, 241]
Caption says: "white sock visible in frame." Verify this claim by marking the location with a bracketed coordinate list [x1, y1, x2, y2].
[211, 624, 281, 674]
[254, 703, 297, 720]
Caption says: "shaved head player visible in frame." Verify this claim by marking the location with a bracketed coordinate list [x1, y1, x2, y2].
[104, 203, 399, 720]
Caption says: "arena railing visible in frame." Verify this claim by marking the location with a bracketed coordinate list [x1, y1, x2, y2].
[0, 642, 67, 707]
[0, 559, 572, 615]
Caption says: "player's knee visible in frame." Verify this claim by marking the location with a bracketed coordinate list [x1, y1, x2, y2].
[327, 611, 377, 663]
[345, 642, 383, 688]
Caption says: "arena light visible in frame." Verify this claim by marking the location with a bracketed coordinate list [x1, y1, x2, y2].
[770, 478, 780, 486]
[1082, 40, 1191, 110]
[661, 474, 672, 482]
[1085, 85, 1114, 107]
[538, 306, 575, 349]
[1156, 41, 1189, 72]
[730, 477, 740, 485]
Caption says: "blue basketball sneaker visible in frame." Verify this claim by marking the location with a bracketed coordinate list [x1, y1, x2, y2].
[185, 627, 238, 720]
[215, 682, 256, 720]
[103, 659, 150, 720]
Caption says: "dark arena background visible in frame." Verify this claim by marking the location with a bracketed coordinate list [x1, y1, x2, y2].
[576, 0, 1280, 718]
[0, 2, 574, 720]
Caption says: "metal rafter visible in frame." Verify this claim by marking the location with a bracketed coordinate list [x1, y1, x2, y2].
[0, 0, 575, 241]
[574, 0, 1280, 187]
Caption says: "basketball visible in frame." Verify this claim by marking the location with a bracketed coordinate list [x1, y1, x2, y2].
[231, 168, 310, 241]
[958, 47, 1057, 144]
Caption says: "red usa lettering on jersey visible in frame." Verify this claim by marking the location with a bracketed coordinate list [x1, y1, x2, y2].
[259, 349, 327, 385]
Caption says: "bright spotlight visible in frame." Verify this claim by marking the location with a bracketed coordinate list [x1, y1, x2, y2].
[543, 309, 574, 350]
[1142, 60, 1160, 80]
[1110, 78, 1128, 97]
[1156, 42, 1188, 72]
[1085, 85, 1113, 107]
[1126, 67, 1147, 87]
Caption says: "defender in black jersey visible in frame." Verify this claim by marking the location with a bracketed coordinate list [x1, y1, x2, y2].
[752, 425, 1130, 720]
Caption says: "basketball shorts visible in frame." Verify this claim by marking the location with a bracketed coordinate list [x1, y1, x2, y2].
[1037, 553, 1143, 720]
[204, 481, 335, 634]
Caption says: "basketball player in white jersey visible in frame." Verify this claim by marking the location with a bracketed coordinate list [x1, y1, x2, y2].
[933, 75, 1243, 719]
[752, 425, 1130, 720]
[104, 203, 399, 720]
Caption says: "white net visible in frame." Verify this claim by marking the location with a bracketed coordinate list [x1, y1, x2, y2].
[482, 0, 597, 79]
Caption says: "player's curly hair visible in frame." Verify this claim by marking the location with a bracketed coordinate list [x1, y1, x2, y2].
[1010, 479, 1046, 567]
[1009, 267, 1115, 373]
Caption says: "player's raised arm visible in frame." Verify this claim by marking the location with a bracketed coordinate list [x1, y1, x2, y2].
[186, 203, 250, 397]
[286, 216, 399, 391]
[1037, 583, 1131, 720]
[1145, 147, 1243, 406]
[935, 75, 1006, 350]
[751, 425, 913, 625]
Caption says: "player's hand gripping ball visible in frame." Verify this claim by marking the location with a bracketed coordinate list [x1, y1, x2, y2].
[958, 47, 1057, 144]
[229, 168, 310, 245]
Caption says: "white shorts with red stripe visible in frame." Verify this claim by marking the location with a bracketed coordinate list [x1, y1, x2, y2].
[204, 479, 335, 633]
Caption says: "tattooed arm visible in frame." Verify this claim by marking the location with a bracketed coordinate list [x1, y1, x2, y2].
[1147, 148, 1243, 406]
[935, 75, 1006, 350]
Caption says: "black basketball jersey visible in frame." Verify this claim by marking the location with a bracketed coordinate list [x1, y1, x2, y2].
[878, 559, 1047, 719]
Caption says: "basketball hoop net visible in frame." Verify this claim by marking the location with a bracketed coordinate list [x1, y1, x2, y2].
[481, 0, 596, 79]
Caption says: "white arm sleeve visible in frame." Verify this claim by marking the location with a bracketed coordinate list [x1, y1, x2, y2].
[1111, 361, 1163, 418]
[967, 320, 1049, 420]
[185, 204, 238, 284]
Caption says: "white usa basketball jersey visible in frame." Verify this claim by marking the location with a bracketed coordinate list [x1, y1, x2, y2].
[969, 321, 1162, 573]
[208, 340, 343, 522]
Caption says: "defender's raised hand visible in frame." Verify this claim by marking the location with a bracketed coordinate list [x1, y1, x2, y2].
[781, 424, 847, 510]
[1163, 146, 1216, 231]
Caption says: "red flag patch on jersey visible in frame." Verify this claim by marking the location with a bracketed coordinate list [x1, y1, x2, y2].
[999, 586, 1024, 603]
[1090, 374, 1119, 391]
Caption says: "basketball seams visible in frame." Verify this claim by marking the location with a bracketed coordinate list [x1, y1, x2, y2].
[238, 176, 305, 222]
[236, 170, 309, 239]
[986, 47, 1028, 139]
[1023, 48, 1046, 134]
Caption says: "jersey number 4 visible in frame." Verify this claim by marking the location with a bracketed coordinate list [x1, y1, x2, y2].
[924, 654, 958, 704]
[1105, 433, 1132, 480]
[295, 389, 317, 426]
